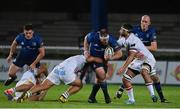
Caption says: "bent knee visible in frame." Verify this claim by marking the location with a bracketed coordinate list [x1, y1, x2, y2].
[151, 75, 160, 83]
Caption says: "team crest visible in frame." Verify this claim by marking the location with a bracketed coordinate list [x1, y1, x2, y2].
[32, 42, 37, 46]
[21, 42, 24, 45]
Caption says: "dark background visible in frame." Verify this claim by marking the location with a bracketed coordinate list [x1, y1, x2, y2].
[0, 0, 179, 14]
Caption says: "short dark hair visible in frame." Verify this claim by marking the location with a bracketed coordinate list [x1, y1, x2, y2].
[23, 23, 33, 30]
[121, 23, 133, 33]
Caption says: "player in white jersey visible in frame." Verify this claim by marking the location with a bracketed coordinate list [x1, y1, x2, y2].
[4, 64, 48, 101]
[17, 55, 103, 103]
[117, 23, 158, 104]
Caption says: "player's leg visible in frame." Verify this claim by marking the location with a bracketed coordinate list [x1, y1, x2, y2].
[4, 64, 20, 86]
[59, 79, 83, 103]
[17, 79, 54, 102]
[4, 83, 34, 101]
[87, 64, 101, 103]
[114, 84, 125, 99]
[96, 67, 111, 104]
[88, 77, 100, 103]
[141, 64, 158, 102]
[151, 73, 168, 103]
[122, 69, 136, 104]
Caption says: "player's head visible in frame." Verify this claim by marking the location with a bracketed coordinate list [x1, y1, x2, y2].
[37, 64, 48, 77]
[23, 23, 34, 39]
[99, 28, 109, 45]
[119, 23, 133, 38]
[141, 15, 151, 31]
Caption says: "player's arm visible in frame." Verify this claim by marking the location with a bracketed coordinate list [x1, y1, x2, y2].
[30, 45, 45, 69]
[28, 90, 47, 101]
[146, 31, 157, 52]
[106, 63, 114, 80]
[7, 39, 18, 63]
[146, 41, 157, 52]
[83, 35, 90, 58]
[111, 50, 122, 60]
[86, 56, 103, 63]
[117, 50, 137, 75]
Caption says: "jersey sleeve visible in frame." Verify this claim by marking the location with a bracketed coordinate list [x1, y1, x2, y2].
[36, 34, 44, 48]
[109, 36, 121, 52]
[15, 34, 22, 44]
[128, 37, 138, 53]
[150, 29, 157, 42]
[117, 37, 125, 48]
[86, 32, 94, 44]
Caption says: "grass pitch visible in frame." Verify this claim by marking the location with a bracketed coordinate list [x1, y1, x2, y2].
[0, 82, 179, 108]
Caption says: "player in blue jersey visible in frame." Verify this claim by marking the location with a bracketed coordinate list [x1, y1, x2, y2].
[115, 15, 168, 103]
[84, 28, 122, 103]
[4, 24, 45, 86]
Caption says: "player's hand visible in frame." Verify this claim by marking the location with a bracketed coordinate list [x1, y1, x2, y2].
[135, 52, 144, 59]
[30, 64, 36, 70]
[84, 50, 90, 59]
[104, 55, 112, 61]
[6, 55, 12, 64]
[117, 67, 125, 75]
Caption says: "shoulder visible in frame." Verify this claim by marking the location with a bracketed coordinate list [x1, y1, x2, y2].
[15, 33, 24, 40]
[133, 25, 141, 31]
[33, 32, 43, 41]
[148, 27, 156, 33]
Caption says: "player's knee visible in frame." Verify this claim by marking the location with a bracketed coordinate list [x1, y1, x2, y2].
[123, 73, 132, 82]
[151, 75, 160, 83]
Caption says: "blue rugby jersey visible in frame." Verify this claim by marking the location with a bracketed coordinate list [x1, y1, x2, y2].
[15, 32, 43, 60]
[86, 32, 120, 58]
[133, 25, 157, 46]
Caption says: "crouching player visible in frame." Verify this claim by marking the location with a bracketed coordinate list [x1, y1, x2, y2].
[17, 55, 103, 103]
[4, 64, 48, 101]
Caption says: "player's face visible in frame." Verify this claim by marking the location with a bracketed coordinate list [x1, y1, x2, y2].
[37, 65, 48, 77]
[24, 30, 34, 39]
[141, 16, 151, 31]
[100, 33, 109, 45]
[119, 27, 128, 38]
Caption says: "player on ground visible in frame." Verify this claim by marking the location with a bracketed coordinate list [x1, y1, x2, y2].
[4, 64, 48, 101]
[17, 55, 104, 103]
[4, 24, 45, 86]
[84, 28, 122, 103]
[115, 15, 168, 103]
[117, 23, 158, 104]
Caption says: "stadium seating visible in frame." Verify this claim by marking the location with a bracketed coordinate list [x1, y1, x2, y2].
[0, 12, 180, 48]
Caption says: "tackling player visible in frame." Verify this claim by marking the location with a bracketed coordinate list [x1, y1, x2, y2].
[4, 64, 48, 101]
[16, 55, 104, 103]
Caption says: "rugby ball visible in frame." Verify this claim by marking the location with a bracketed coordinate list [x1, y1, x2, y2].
[104, 47, 114, 57]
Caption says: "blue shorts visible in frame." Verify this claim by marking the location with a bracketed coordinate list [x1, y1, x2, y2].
[13, 53, 40, 68]
[90, 62, 108, 73]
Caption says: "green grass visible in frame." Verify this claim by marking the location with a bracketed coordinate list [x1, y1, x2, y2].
[0, 82, 179, 108]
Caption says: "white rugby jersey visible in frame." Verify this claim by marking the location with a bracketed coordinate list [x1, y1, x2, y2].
[58, 55, 86, 73]
[117, 33, 156, 62]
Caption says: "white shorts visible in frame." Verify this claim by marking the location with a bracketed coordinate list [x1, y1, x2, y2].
[128, 58, 156, 74]
[46, 65, 76, 85]
[14, 70, 36, 100]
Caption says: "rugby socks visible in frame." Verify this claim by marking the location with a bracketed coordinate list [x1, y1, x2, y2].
[126, 87, 135, 102]
[154, 82, 164, 100]
[62, 91, 70, 99]
[26, 91, 32, 97]
[99, 82, 110, 99]
[89, 83, 100, 99]
[146, 83, 155, 96]
[118, 84, 125, 92]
